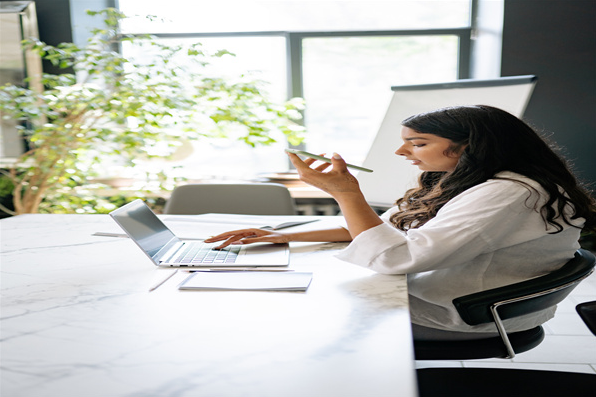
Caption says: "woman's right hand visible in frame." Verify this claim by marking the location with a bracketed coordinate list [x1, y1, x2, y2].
[204, 228, 292, 249]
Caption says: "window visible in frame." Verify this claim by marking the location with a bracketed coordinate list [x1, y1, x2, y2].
[117, 0, 472, 180]
[301, 34, 460, 163]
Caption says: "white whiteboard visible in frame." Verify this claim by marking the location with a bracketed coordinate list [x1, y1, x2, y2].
[356, 75, 537, 207]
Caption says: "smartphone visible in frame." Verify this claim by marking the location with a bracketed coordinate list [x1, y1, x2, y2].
[285, 149, 373, 173]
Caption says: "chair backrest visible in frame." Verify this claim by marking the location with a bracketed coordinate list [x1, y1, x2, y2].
[454, 249, 596, 326]
[163, 183, 297, 215]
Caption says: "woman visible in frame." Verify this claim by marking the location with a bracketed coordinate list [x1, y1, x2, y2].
[206, 105, 596, 340]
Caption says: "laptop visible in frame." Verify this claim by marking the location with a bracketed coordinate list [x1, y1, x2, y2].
[109, 199, 290, 267]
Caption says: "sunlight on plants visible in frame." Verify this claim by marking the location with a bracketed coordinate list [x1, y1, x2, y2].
[0, 8, 305, 215]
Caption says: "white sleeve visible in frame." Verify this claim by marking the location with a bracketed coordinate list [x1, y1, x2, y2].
[335, 179, 547, 274]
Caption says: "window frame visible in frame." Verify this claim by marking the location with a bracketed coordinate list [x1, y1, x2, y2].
[286, 28, 471, 99]
[125, 28, 472, 100]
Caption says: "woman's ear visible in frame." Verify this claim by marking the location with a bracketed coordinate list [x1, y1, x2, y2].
[446, 143, 467, 158]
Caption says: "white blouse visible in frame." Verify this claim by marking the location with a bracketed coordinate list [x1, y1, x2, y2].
[336, 171, 584, 333]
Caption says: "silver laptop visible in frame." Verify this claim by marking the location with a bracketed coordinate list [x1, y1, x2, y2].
[109, 199, 290, 267]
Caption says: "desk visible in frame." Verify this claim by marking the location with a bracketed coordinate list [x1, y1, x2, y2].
[1, 214, 418, 397]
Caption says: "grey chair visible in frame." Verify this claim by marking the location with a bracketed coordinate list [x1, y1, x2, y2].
[164, 183, 297, 215]
[415, 249, 596, 360]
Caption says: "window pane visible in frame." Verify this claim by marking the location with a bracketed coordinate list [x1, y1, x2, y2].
[119, 0, 471, 33]
[302, 35, 459, 164]
[120, 36, 291, 180]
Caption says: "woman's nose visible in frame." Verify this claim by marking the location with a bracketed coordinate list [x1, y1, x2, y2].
[395, 144, 408, 156]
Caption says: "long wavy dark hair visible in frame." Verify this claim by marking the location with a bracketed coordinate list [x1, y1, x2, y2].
[390, 105, 596, 233]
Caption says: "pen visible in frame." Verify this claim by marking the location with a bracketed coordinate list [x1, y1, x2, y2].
[182, 268, 295, 272]
[93, 232, 129, 238]
[148, 269, 178, 292]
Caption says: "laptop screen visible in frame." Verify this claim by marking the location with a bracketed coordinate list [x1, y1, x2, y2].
[110, 199, 178, 259]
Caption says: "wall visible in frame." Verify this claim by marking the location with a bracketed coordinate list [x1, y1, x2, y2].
[501, 0, 596, 187]
[470, 0, 504, 79]
[31, 0, 74, 74]
[7, 0, 115, 59]
[0, 0, 74, 74]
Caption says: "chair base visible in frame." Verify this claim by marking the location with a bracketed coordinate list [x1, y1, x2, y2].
[414, 326, 544, 360]
[417, 368, 596, 397]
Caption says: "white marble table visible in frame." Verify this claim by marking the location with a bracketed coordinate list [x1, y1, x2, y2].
[1, 214, 417, 397]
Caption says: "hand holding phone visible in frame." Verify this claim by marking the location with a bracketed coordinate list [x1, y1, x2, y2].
[285, 149, 373, 173]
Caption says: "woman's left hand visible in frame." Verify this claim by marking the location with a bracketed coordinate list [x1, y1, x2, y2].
[287, 152, 361, 198]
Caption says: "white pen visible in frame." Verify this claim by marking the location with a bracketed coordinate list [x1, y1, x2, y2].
[93, 232, 129, 238]
[182, 268, 295, 272]
[148, 269, 178, 292]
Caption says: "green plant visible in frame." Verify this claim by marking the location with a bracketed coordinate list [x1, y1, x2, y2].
[0, 8, 305, 215]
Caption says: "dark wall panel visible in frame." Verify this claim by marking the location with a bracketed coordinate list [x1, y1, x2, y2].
[501, 0, 596, 187]
[32, 0, 74, 74]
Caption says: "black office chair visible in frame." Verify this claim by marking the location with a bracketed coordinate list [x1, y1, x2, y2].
[416, 249, 596, 397]
[417, 299, 596, 397]
[415, 249, 596, 360]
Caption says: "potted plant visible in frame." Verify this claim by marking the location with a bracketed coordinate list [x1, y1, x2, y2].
[0, 8, 305, 215]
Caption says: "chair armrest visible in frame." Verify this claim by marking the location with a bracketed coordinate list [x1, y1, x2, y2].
[454, 249, 595, 325]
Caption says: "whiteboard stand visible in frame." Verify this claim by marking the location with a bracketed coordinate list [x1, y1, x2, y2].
[357, 75, 537, 208]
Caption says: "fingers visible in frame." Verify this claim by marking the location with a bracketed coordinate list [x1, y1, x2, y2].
[301, 155, 319, 166]
[214, 235, 255, 249]
[331, 152, 348, 172]
[287, 152, 311, 171]
[287, 152, 350, 182]
[204, 228, 285, 249]
[204, 229, 256, 242]
[314, 154, 332, 172]
[215, 233, 285, 249]
[205, 229, 261, 248]
[214, 240, 237, 249]
[287, 152, 332, 173]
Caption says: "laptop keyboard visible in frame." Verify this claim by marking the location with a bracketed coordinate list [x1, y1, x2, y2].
[173, 242, 242, 265]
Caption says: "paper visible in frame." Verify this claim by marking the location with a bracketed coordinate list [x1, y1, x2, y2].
[163, 213, 319, 230]
[178, 271, 313, 291]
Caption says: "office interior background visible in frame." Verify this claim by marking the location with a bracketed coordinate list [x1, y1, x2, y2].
[1, 0, 595, 380]
[1, 0, 595, 190]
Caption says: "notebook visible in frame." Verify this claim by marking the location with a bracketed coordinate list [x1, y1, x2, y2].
[109, 199, 290, 267]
